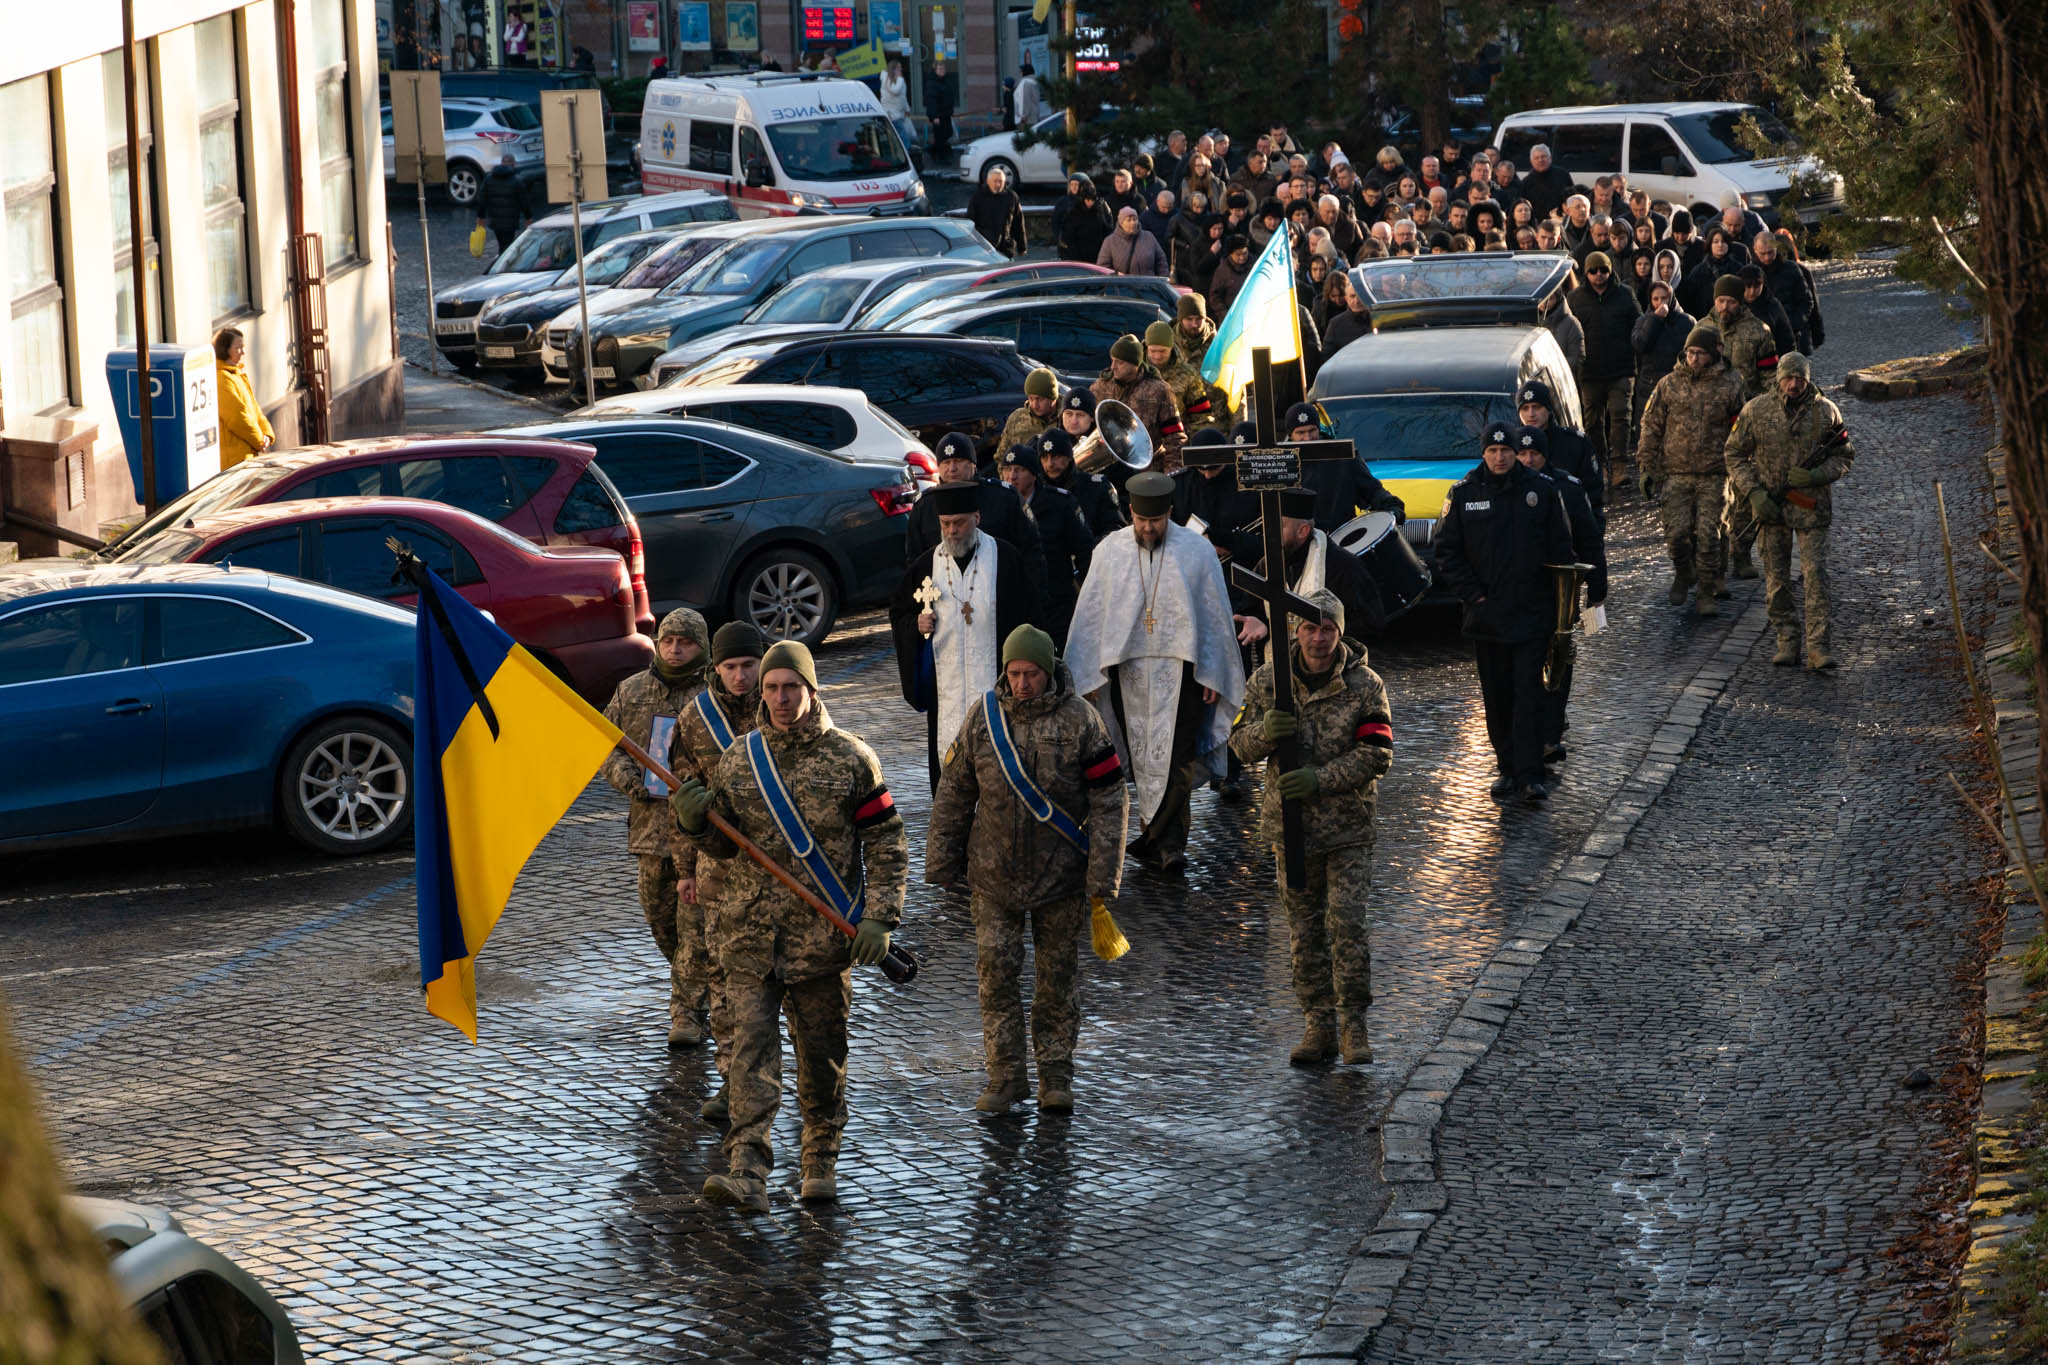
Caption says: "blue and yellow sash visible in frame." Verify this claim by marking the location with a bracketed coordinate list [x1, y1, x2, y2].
[744, 729, 866, 924]
[693, 687, 738, 753]
[981, 689, 1088, 853]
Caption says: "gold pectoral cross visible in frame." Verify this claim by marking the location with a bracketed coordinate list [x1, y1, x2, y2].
[1143, 608, 1156, 634]
[914, 575, 941, 636]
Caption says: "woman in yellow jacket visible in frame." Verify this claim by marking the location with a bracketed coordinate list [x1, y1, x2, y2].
[215, 326, 273, 470]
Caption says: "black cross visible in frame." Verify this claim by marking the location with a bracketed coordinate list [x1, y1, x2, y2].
[1184, 348, 1361, 889]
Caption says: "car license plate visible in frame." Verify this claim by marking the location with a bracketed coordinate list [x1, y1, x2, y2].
[484, 345, 515, 359]
[592, 366, 615, 380]
[435, 319, 473, 335]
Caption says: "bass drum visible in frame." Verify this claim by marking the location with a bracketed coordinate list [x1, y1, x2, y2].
[1333, 511, 1432, 622]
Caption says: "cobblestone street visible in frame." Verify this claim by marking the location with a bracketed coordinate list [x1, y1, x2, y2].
[0, 256, 1994, 1363]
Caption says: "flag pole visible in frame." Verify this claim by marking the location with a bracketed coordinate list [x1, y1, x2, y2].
[611, 731, 919, 985]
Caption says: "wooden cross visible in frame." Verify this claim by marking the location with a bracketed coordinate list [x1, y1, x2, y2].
[1184, 348, 1363, 889]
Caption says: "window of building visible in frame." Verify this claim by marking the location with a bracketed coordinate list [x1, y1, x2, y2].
[195, 15, 251, 319]
[307, 0, 359, 265]
[0, 75, 67, 412]
[104, 47, 164, 345]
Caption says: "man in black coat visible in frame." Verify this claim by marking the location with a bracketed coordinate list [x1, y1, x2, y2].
[475, 154, 529, 256]
[1566, 251, 1643, 490]
[1281, 404, 1404, 530]
[1041, 395, 1125, 535]
[1059, 176, 1114, 264]
[906, 433, 1048, 618]
[1002, 435, 1096, 644]
[1515, 379, 1603, 527]
[1232, 486, 1385, 639]
[1515, 143, 1576, 222]
[924, 59, 957, 157]
[967, 166, 1028, 258]
[1512, 424, 1606, 766]
[1433, 423, 1576, 804]
[1320, 274, 1374, 360]
[1171, 428, 1263, 566]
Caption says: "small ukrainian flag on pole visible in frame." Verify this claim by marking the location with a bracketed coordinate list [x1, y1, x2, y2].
[1200, 227, 1305, 415]
[398, 544, 623, 1041]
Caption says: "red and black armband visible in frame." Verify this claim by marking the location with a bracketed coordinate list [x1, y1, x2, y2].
[1756, 353, 1779, 371]
[1355, 714, 1393, 749]
[1187, 395, 1212, 415]
[852, 784, 897, 828]
[1082, 745, 1123, 788]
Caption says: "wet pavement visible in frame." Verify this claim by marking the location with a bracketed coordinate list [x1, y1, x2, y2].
[0, 256, 1992, 1363]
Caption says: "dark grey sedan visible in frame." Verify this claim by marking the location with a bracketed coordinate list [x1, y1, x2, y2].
[507, 418, 915, 648]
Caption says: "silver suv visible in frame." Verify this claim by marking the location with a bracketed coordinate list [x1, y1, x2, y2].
[381, 95, 545, 208]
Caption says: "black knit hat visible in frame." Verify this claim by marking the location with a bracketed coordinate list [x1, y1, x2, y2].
[1483, 422, 1516, 451]
[935, 431, 979, 465]
[1516, 379, 1555, 411]
[1061, 388, 1096, 416]
[1284, 401, 1321, 432]
[1514, 424, 1549, 458]
[1001, 443, 1042, 478]
[712, 620, 768, 663]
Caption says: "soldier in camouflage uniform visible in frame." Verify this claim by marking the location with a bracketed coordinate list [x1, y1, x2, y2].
[1229, 589, 1393, 1068]
[1710, 274, 1781, 581]
[997, 367, 1061, 461]
[666, 620, 768, 1125]
[1725, 351, 1855, 670]
[926, 625, 1128, 1114]
[601, 607, 710, 1046]
[1091, 333, 1184, 471]
[1145, 321, 1219, 436]
[1172, 293, 1218, 374]
[671, 641, 906, 1211]
[1636, 324, 1747, 616]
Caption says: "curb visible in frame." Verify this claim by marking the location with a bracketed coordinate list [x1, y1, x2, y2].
[1844, 369, 1983, 401]
[1295, 595, 1773, 1361]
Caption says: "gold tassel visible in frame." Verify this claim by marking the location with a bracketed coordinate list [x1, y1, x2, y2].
[1091, 896, 1129, 961]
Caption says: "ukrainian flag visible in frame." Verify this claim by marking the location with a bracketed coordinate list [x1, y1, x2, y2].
[1200, 228, 1303, 412]
[413, 566, 622, 1040]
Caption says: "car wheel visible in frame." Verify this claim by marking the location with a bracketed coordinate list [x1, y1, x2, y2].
[987, 157, 1019, 188]
[447, 161, 483, 208]
[733, 549, 839, 651]
[279, 716, 414, 856]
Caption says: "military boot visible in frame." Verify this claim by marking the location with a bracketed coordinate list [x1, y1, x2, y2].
[1290, 1012, 1339, 1067]
[1807, 648, 1837, 671]
[1694, 588, 1720, 619]
[699, 1085, 729, 1125]
[799, 1157, 838, 1204]
[1667, 575, 1690, 606]
[1772, 632, 1800, 666]
[974, 1076, 1031, 1113]
[701, 1171, 769, 1214]
[1732, 545, 1758, 580]
[668, 1009, 707, 1049]
[1338, 1011, 1373, 1065]
[1038, 1063, 1074, 1113]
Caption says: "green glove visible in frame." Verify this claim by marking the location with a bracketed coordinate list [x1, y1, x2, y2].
[851, 917, 891, 967]
[1260, 709, 1298, 742]
[1639, 470, 1660, 501]
[1748, 488, 1783, 526]
[1783, 465, 1816, 487]
[671, 777, 713, 833]
[1276, 767, 1320, 801]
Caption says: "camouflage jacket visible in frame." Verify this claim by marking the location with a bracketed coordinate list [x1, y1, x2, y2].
[1229, 639, 1393, 852]
[1725, 384, 1855, 531]
[1717, 306, 1779, 400]
[925, 666, 1128, 905]
[1173, 317, 1217, 374]
[1092, 368, 1185, 468]
[666, 677, 760, 889]
[601, 618, 708, 855]
[1156, 353, 1222, 435]
[998, 404, 1055, 461]
[1636, 358, 1746, 478]
[688, 700, 907, 983]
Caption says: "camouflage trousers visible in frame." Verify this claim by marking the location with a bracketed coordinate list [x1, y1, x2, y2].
[1660, 474, 1726, 596]
[636, 854, 710, 1028]
[720, 967, 850, 1182]
[1758, 523, 1833, 656]
[971, 891, 1085, 1086]
[1278, 843, 1374, 1016]
[1722, 476, 1759, 563]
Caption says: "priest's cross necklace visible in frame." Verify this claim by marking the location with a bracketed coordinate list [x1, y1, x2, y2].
[1140, 541, 1165, 634]
[944, 546, 982, 624]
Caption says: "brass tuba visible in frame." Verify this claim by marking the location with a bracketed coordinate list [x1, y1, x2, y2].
[1074, 399, 1154, 474]
[1543, 562, 1592, 692]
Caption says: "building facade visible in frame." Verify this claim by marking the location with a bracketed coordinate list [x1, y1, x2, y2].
[2, 0, 398, 552]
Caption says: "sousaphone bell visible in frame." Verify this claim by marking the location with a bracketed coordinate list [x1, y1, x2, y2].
[1074, 399, 1154, 474]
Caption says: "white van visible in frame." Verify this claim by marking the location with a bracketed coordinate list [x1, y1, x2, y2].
[638, 72, 928, 219]
[1492, 103, 1845, 227]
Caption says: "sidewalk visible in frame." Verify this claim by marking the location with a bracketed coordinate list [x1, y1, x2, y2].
[400, 362, 558, 436]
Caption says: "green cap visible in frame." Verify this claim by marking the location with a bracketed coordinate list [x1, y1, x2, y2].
[1024, 366, 1058, 399]
[1001, 623, 1057, 679]
[657, 607, 707, 641]
[1685, 323, 1722, 354]
[1144, 321, 1176, 349]
[1110, 333, 1144, 364]
[760, 640, 817, 690]
[1176, 293, 1207, 321]
[1714, 274, 1744, 300]
[1778, 351, 1810, 381]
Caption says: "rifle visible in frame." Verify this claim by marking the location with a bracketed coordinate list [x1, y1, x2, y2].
[1777, 423, 1850, 512]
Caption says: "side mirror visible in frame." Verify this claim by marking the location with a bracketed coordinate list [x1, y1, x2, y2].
[1660, 155, 1682, 177]
[745, 157, 771, 189]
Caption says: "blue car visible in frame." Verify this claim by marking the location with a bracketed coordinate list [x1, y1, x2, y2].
[0, 563, 417, 856]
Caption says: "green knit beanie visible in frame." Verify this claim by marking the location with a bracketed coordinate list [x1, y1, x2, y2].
[760, 640, 817, 690]
[1001, 624, 1057, 679]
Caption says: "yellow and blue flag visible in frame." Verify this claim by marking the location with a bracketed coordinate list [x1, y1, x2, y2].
[411, 563, 621, 1041]
[1200, 227, 1304, 412]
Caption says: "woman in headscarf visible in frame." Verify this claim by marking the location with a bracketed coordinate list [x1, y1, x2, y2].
[1630, 277, 1694, 442]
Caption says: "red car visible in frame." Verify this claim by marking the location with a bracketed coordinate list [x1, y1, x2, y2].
[99, 435, 656, 634]
[120, 497, 654, 707]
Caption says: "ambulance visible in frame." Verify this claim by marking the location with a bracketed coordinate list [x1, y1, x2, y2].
[637, 72, 928, 219]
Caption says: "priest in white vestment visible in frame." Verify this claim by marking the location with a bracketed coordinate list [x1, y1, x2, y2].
[890, 481, 1039, 788]
[1063, 471, 1246, 875]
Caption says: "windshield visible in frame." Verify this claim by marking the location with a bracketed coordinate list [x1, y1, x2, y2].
[493, 224, 579, 275]
[860, 275, 969, 329]
[752, 275, 869, 324]
[552, 235, 665, 288]
[765, 115, 909, 182]
[1669, 109, 1798, 165]
[671, 354, 765, 388]
[1317, 392, 1516, 464]
[618, 235, 719, 289]
[662, 235, 797, 297]
[106, 462, 291, 559]
[116, 530, 205, 565]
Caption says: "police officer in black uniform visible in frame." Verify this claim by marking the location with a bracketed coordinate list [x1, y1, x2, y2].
[1041, 396, 1125, 536]
[1283, 402, 1405, 531]
[1002, 432, 1098, 644]
[906, 431, 1049, 617]
[1515, 380, 1604, 526]
[1172, 428, 1263, 566]
[1433, 422, 1576, 805]
[1512, 424, 1606, 767]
